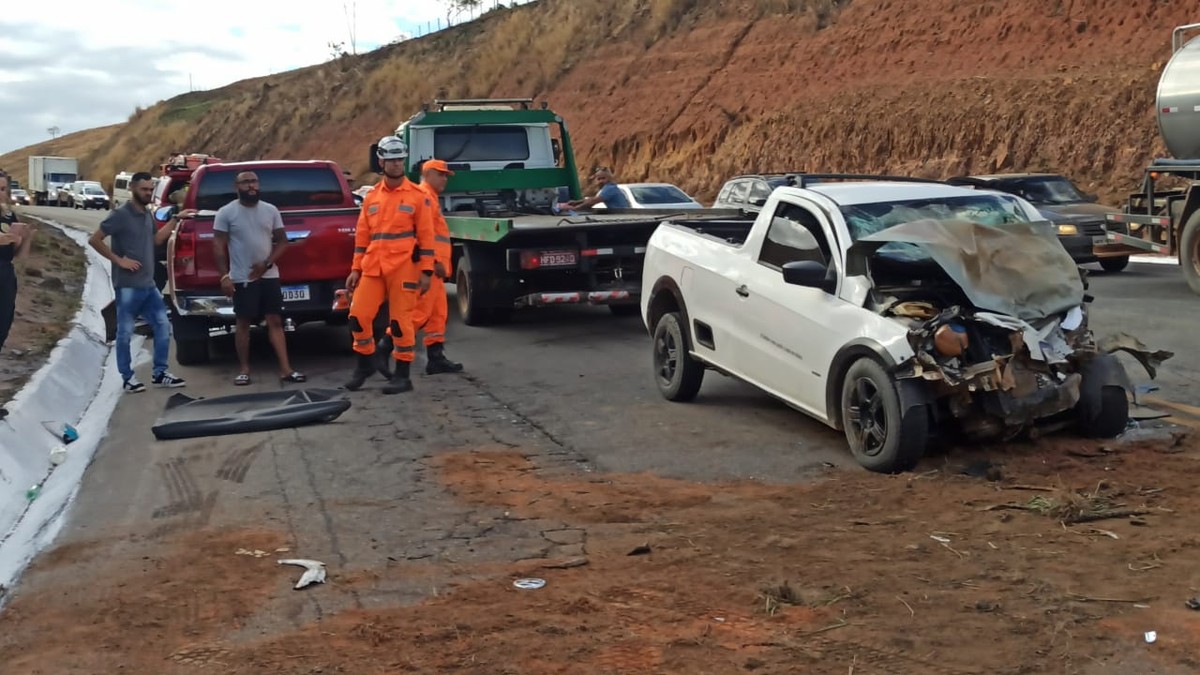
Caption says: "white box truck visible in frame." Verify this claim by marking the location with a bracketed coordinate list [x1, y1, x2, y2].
[28, 156, 79, 206]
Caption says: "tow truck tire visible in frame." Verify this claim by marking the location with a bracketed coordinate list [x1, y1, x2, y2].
[840, 359, 927, 474]
[652, 311, 704, 402]
[1098, 256, 1129, 273]
[456, 252, 494, 326]
[1181, 210, 1200, 296]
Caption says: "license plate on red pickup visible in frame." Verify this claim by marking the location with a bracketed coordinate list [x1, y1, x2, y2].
[539, 250, 578, 267]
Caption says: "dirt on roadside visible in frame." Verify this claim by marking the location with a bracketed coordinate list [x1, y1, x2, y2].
[0, 217, 86, 407]
[2, 427, 1200, 674]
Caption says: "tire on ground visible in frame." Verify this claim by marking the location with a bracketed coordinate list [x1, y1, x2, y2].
[1181, 209, 1200, 296]
[840, 358, 928, 473]
[652, 311, 704, 402]
[1098, 256, 1129, 273]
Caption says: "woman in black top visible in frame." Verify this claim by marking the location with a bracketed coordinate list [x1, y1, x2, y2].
[0, 172, 35, 353]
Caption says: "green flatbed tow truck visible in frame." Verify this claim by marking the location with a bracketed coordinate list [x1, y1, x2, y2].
[368, 98, 738, 325]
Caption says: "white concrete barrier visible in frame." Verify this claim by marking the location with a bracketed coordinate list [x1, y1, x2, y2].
[0, 219, 141, 595]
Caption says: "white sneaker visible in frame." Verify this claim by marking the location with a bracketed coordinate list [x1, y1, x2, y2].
[152, 371, 187, 388]
[123, 377, 146, 393]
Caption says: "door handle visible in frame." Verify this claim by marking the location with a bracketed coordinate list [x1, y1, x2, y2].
[735, 284, 749, 298]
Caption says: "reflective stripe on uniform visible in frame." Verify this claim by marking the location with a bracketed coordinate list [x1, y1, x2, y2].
[402, 282, 419, 290]
[418, 248, 434, 256]
[424, 332, 444, 340]
[370, 231, 415, 241]
[354, 246, 367, 253]
[434, 235, 451, 243]
[354, 338, 373, 346]
[393, 345, 415, 353]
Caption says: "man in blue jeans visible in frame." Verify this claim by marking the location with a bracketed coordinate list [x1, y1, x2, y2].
[89, 171, 195, 393]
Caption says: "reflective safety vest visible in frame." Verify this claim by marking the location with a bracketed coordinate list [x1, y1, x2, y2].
[353, 177, 436, 277]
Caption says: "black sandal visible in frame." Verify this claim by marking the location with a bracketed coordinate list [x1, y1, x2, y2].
[280, 371, 307, 383]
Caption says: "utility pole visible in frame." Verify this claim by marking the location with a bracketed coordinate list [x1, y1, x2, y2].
[47, 126, 60, 139]
[342, 0, 358, 54]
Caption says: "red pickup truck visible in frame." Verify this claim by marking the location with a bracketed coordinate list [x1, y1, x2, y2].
[161, 160, 358, 365]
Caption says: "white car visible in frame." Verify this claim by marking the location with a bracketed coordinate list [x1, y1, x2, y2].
[597, 183, 703, 210]
[641, 179, 1150, 472]
[70, 181, 110, 210]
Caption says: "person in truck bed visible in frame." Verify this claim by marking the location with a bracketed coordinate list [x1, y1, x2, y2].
[213, 170, 307, 386]
[563, 166, 630, 210]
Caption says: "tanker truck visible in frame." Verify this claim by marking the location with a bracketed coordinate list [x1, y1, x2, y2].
[1104, 22, 1200, 295]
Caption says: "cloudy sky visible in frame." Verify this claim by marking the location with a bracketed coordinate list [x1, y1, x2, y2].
[0, 0, 490, 155]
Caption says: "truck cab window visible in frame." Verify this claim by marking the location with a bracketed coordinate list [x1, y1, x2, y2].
[758, 203, 833, 270]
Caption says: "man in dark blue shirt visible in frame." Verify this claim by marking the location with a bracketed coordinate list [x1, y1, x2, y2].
[564, 166, 630, 210]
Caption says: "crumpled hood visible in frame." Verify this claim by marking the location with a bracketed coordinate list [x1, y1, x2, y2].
[850, 219, 1084, 322]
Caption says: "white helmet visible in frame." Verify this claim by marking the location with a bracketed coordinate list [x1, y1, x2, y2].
[376, 135, 408, 161]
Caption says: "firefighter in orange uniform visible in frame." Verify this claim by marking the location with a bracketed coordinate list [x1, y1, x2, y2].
[414, 159, 464, 374]
[344, 136, 437, 394]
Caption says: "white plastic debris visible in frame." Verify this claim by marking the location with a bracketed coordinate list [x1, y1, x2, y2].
[1062, 306, 1084, 331]
[513, 578, 546, 590]
[930, 535, 952, 544]
[1145, 630, 1157, 644]
[48, 445, 68, 466]
[278, 559, 327, 590]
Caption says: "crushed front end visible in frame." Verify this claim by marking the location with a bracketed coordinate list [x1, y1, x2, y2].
[889, 301, 1099, 440]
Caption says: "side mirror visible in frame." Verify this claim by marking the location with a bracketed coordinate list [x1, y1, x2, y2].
[782, 260, 835, 293]
[154, 206, 176, 221]
[368, 144, 382, 174]
[1084, 192, 1099, 202]
[749, 197, 767, 207]
[551, 139, 562, 165]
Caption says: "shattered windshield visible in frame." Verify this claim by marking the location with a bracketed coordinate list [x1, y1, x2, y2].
[840, 194, 1031, 261]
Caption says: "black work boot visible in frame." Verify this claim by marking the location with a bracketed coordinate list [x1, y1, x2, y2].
[425, 343, 463, 374]
[375, 337, 393, 377]
[382, 360, 414, 395]
[344, 353, 377, 391]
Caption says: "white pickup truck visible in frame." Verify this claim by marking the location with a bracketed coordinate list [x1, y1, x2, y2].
[641, 178, 1144, 473]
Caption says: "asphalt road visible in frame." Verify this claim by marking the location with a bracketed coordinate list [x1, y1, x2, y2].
[5, 204, 1198, 629]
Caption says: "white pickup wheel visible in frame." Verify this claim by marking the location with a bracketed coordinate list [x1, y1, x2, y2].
[840, 358, 926, 473]
[652, 311, 704, 401]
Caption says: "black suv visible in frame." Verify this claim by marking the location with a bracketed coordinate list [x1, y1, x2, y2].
[946, 173, 1130, 272]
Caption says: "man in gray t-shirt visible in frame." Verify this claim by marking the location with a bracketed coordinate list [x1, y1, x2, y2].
[89, 171, 193, 392]
[212, 169, 305, 386]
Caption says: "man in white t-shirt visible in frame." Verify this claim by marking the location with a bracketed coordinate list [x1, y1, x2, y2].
[212, 170, 306, 386]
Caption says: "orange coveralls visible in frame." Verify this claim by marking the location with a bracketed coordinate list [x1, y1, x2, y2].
[349, 177, 436, 362]
[413, 182, 453, 347]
